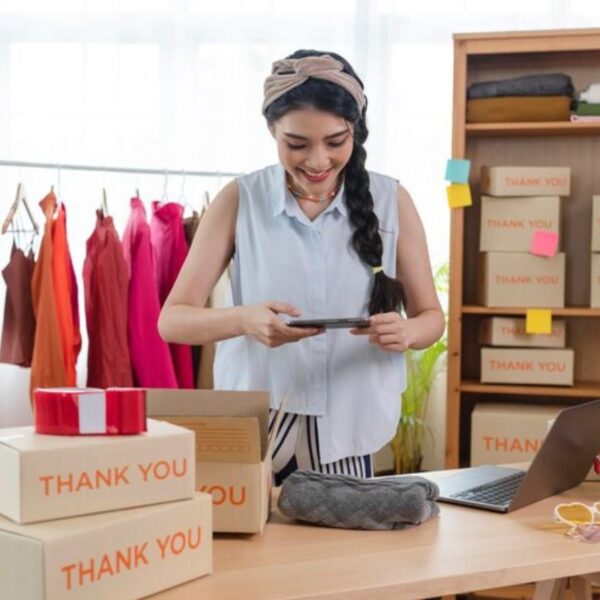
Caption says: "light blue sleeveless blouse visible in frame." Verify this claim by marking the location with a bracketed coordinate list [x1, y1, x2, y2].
[214, 163, 406, 464]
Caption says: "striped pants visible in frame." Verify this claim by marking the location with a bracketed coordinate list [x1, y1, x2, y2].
[269, 410, 373, 486]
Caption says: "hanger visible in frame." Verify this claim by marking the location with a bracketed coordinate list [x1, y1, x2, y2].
[101, 187, 109, 217]
[160, 168, 169, 203]
[2, 182, 40, 235]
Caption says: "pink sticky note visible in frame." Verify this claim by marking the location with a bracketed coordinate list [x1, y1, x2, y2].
[530, 230, 559, 257]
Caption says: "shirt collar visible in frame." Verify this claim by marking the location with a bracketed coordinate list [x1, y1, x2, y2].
[271, 163, 348, 219]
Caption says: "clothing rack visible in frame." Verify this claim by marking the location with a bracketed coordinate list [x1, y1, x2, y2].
[0, 159, 242, 178]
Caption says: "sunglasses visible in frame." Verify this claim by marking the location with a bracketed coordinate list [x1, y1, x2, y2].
[554, 502, 600, 528]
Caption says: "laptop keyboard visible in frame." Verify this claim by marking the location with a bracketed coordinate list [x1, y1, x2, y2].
[449, 471, 526, 507]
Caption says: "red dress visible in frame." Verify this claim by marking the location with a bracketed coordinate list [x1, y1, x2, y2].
[83, 212, 133, 388]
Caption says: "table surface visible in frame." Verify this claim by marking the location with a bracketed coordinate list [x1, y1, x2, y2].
[151, 468, 600, 600]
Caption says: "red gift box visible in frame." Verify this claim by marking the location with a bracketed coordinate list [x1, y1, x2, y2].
[33, 388, 146, 435]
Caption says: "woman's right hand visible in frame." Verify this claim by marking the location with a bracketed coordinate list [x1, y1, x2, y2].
[240, 301, 323, 348]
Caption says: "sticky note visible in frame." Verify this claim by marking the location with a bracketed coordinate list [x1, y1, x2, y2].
[530, 230, 559, 257]
[526, 309, 552, 335]
[445, 159, 471, 183]
[446, 184, 472, 208]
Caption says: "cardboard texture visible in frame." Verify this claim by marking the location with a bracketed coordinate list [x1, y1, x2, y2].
[592, 254, 600, 308]
[0, 419, 195, 524]
[471, 403, 565, 466]
[593, 196, 600, 252]
[479, 317, 566, 348]
[479, 251, 565, 308]
[479, 195, 560, 252]
[480, 166, 571, 197]
[480, 347, 574, 386]
[146, 389, 274, 534]
[0, 493, 212, 600]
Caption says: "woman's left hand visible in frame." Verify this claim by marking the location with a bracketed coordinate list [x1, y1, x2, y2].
[350, 312, 416, 353]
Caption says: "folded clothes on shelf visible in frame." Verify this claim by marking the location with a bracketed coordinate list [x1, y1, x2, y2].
[467, 96, 572, 123]
[278, 469, 440, 531]
[467, 73, 574, 100]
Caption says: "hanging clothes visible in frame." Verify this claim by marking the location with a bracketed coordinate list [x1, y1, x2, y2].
[150, 201, 195, 389]
[0, 242, 36, 366]
[182, 208, 231, 390]
[83, 211, 133, 388]
[30, 192, 67, 398]
[183, 211, 202, 380]
[122, 197, 177, 388]
[52, 203, 81, 386]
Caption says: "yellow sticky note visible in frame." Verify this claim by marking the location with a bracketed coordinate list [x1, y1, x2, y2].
[446, 183, 472, 208]
[526, 309, 552, 335]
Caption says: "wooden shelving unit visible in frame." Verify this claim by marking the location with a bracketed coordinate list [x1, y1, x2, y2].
[446, 28, 600, 471]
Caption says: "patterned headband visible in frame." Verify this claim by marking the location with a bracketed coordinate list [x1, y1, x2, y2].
[262, 54, 366, 114]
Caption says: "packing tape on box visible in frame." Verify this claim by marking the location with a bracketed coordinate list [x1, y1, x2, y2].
[33, 388, 147, 435]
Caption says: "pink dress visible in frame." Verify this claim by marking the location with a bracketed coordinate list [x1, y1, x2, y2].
[122, 198, 177, 388]
[150, 201, 195, 388]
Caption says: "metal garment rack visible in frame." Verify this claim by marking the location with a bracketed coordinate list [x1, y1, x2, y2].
[0, 159, 242, 178]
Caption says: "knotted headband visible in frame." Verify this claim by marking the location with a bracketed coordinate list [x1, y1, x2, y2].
[262, 54, 366, 114]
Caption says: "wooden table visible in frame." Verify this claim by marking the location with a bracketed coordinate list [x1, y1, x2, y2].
[151, 470, 600, 600]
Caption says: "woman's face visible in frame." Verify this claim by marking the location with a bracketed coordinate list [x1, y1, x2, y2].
[270, 107, 354, 196]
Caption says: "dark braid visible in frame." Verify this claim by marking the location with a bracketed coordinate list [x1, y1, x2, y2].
[264, 49, 405, 315]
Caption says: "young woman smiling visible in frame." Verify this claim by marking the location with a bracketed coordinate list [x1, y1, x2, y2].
[158, 50, 445, 484]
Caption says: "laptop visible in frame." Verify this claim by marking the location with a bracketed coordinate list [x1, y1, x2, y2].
[427, 398, 600, 513]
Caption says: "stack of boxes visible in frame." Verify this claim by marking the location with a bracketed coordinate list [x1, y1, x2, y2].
[592, 195, 600, 307]
[478, 165, 574, 387]
[473, 166, 574, 467]
[0, 396, 213, 599]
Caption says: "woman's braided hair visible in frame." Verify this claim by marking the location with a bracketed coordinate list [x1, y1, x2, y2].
[263, 49, 405, 315]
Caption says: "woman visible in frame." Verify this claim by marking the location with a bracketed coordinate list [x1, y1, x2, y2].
[158, 50, 445, 484]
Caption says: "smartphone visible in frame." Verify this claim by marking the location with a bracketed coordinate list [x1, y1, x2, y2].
[287, 317, 371, 329]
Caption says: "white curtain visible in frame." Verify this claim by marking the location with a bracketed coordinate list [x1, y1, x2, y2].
[0, 0, 598, 426]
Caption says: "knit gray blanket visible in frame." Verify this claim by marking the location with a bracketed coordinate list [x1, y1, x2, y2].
[278, 470, 440, 531]
[467, 73, 574, 99]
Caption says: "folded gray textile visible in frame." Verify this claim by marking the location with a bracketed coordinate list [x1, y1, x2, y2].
[278, 470, 440, 531]
[467, 73, 574, 99]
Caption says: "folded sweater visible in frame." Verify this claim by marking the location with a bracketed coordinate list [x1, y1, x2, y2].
[278, 470, 440, 531]
[468, 73, 574, 100]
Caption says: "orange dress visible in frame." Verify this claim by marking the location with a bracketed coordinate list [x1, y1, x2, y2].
[52, 203, 80, 385]
[30, 192, 67, 400]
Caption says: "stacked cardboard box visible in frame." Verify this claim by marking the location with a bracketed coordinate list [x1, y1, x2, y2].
[478, 166, 574, 386]
[147, 389, 276, 534]
[592, 196, 600, 307]
[0, 418, 212, 599]
[479, 166, 568, 308]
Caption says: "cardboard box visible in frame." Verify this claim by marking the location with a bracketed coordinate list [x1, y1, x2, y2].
[480, 166, 571, 197]
[0, 493, 211, 600]
[592, 254, 600, 308]
[593, 196, 600, 252]
[0, 419, 195, 524]
[479, 251, 565, 307]
[471, 403, 565, 466]
[480, 195, 560, 252]
[480, 347, 574, 386]
[147, 389, 276, 534]
[479, 317, 566, 348]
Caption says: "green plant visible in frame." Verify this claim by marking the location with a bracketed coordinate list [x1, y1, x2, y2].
[389, 263, 448, 474]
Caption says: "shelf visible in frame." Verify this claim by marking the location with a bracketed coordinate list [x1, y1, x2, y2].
[465, 121, 600, 137]
[462, 306, 600, 317]
[460, 380, 600, 398]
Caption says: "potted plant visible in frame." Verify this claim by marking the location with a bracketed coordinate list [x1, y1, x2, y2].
[389, 263, 448, 474]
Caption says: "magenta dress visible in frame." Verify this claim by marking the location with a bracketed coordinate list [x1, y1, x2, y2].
[150, 201, 195, 388]
[122, 197, 177, 388]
